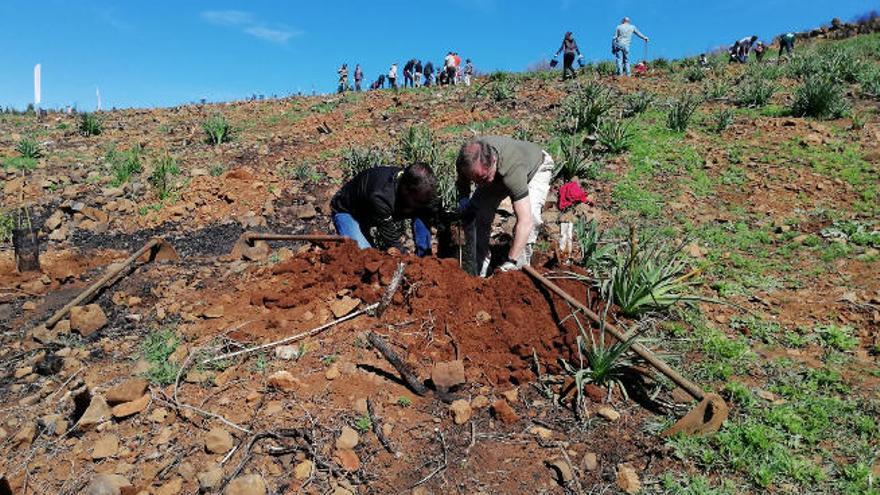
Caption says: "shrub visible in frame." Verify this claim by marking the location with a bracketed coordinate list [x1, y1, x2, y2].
[556, 80, 613, 135]
[666, 94, 701, 132]
[595, 61, 616, 76]
[858, 66, 880, 99]
[343, 146, 391, 178]
[623, 91, 654, 116]
[397, 125, 437, 165]
[15, 137, 42, 159]
[0, 210, 13, 243]
[596, 118, 633, 154]
[551, 134, 599, 181]
[817, 46, 860, 83]
[652, 58, 670, 70]
[573, 217, 614, 270]
[203, 113, 231, 145]
[149, 152, 181, 200]
[703, 79, 729, 101]
[683, 65, 706, 83]
[485, 72, 515, 102]
[78, 112, 102, 136]
[711, 108, 735, 133]
[786, 54, 821, 80]
[736, 77, 776, 107]
[106, 144, 143, 187]
[790, 76, 848, 119]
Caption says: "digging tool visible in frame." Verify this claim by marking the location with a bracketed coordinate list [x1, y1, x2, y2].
[43, 237, 179, 329]
[522, 265, 728, 434]
[229, 231, 346, 260]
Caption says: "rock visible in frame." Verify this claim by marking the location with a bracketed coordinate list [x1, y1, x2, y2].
[106, 378, 149, 404]
[225, 474, 266, 495]
[431, 360, 466, 389]
[14, 366, 33, 379]
[617, 463, 641, 494]
[267, 370, 297, 391]
[70, 304, 108, 336]
[471, 395, 490, 409]
[79, 395, 113, 429]
[294, 460, 314, 480]
[582, 452, 598, 471]
[491, 399, 519, 424]
[111, 394, 151, 418]
[546, 458, 574, 485]
[22, 301, 37, 311]
[352, 398, 368, 415]
[450, 399, 472, 424]
[597, 406, 620, 421]
[201, 305, 225, 319]
[274, 345, 300, 360]
[84, 474, 131, 495]
[325, 364, 340, 380]
[292, 204, 317, 220]
[335, 449, 360, 472]
[92, 434, 119, 460]
[155, 478, 183, 495]
[44, 210, 65, 231]
[329, 296, 360, 318]
[502, 388, 519, 403]
[528, 426, 553, 440]
[204, 427, 234, 454]
[197, 466, 224, 492]
[335, 426, 359, 450]
[475, 310, 492, 323]
[12, 422, 36, 447]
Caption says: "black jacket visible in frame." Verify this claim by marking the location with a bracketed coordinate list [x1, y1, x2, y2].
[331, 166, 411, 250]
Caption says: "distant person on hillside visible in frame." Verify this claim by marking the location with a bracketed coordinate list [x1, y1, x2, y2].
[331, 164, 437, 257]
[388, 63, 398, 90]
[354, 64, 363, 92]
[453, 52, 462, 84]
[699, 53, 709, 68]
[424, 60, 434, 86]
[337, 64, 349, 93]
[464, 59, 474, 86]
[778, 32, 796, 60]
[444, 52, 457, 85]
[613, 17, 649, 76]
[735, 35, 758, 63]
[455, 136, 555, 276]
[377, 74, 386, 89]
[754, 41, 766, 62]
[414, 60, 423, 88]
[403, 59, 415, 88]
[554, 32, 582, 80]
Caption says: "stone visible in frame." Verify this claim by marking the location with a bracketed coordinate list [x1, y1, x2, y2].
[106, 378, 149, 404]
[112, 394, 151, 418]
[225, 474, 267, 495]
[292, 204, 317, 220]
[148, 408, 168, 423]
[491, 399, 519, 424]
[92, 434, 119, 460]
[335, 449, 360, 472]
[14, 366, 33, 379]
[502, 388, 519, 403]
[471, 395, 490, 409]
[450, 399, 472, 425]
[267, 370, 297, 391]
[582, 452, 598, 471]
[12, 422, 36, 447]
[325, 364, 340, 380]
[204, 427, 234, 454]
[546, 458, 574, 485]
[84, 474, 131, 495]
[597, 406, 620, 421]
[431, 360, 466, 389]
[528, 426, 553, 440]
[274, 345, 300, 360]
[155, 478, 183, 495]
[617, 463, 642, 494]
[79, 395, 113, 429]
[329, 296, 360, 318]
[294, 460, 314, 480]
[202, 305, 225, 319]
[475, 310, 492, 323]
[335, 426, 359, 450]
[70, 304, 108, 336]
[352, 398, 368, 415]
[197, 466, 224, 492]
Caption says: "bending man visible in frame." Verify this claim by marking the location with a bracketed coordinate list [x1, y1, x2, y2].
[331, 163, 437, 256]
[456, 136, 554, 275]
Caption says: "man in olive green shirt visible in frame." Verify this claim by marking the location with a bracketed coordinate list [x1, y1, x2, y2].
[456, 136, 555, 276]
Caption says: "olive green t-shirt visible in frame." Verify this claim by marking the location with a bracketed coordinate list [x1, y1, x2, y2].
[479, 136, 544, 201]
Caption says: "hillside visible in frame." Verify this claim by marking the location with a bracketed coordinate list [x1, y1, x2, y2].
[0, 27, 878, 495]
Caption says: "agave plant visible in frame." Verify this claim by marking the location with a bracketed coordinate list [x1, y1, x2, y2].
[573, 217, 614, 271]
[78, 112, 103, 136]
[623, 91, 654, 117]
[550, 134, 599, 181]
[666, 94, 701, 132]
[596, 117, 633, 154]
[735, 77, 776, 108]
[15, 137, 42, 159]
[203, 113, 232, 145]
[342, 146, 391, 178]
[790, 75, 849, 119]
[397, 125, 437, 165]
[555, 80, 613, 135]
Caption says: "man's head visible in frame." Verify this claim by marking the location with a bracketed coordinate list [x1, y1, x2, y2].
[397, 163, 438, 215]
[750, 35, 758, 42]
[456, 140, 497, 187]
[622, 16, 630, 24]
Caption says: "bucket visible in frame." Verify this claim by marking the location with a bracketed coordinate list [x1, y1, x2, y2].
[12, 228, 41, 272]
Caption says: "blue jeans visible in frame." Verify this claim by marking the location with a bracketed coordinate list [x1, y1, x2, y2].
[332, 213, 432, 257]
[615, 44, 631, 76]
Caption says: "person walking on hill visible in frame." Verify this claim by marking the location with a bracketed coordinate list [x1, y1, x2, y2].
[337, 64, 349, 93]
[735, 35, 758, 63]
[455, 136, 555, 276]
[464, 59, 474, 86]
[444, 52, 457, 85]
[778, 32, 796, 60]
[388, 63, 398, 90]
[331, 163, 437, 257]
[554, 32, 582, 80]
[453, 52, 462, 84]
[424, 60, 434, 86]
[414, 60, 423, 88]
[403, 59, 415, 88]
[354, 64, 363, 92]
[613, 17, 649, 76]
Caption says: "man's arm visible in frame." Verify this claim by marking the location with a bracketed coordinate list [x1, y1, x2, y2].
[635, 28, 648, 42]
[508, 195, 534, 263]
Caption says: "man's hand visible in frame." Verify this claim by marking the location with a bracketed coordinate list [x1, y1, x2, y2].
[498, 260, 519, 272]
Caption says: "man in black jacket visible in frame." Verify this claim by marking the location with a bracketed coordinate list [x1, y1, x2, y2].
[330, 163, 437, 256]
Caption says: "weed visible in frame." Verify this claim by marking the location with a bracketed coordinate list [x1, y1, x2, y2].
[15, 137, 41, 159]
[396, 396, 412, 407]
[596, 117, 633, 154]
[0, 211, 13, 243]
[3, 156, 38, 171]
[105, 144, 143, 187]
[251, 353, 268, 373]
[858, 65, 880, 99]
[488, 72, 516, 102]
[555, 80, 613, 135]
[815, 324, 858, 351]
[78, 112, 102, 136]
[397, 125, 437, 165]
[683, 65, 706, 83]
[141, 328, 181, 385]
[711, 109, 734, 133]
[723, 381, 755, 409]
[736, 77, 776, 107]
[203, 113, 232, 145]
[790, 76, 848, 119]
[149, 152, 181, 200]
[209, 163, 226, 177]
[666, 94, 701, 132]
[623, 91, 654, 117]
[321, 354, 338, 366]
[703, 79, 729, 101]
[343, 146, 391, 179]
[353, 414, 372, 433]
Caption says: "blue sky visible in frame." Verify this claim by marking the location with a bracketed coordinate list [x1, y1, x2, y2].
[0, 0, 875, 109]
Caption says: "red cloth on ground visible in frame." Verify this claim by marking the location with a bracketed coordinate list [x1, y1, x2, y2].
[558, 181, 593, 210]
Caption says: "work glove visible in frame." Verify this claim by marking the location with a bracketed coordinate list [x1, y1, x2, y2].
[498, 257, 521, 272]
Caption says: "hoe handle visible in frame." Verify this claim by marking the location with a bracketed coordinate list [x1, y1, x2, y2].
[522, 265, 705, 401]
[244, 233, 346, 243]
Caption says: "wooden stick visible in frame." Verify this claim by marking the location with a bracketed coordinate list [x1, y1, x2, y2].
[522, 265, 706, 401]
[44, 238, 169, 329]
[243, 233, 346, 244]
[367, 332, 428, 396]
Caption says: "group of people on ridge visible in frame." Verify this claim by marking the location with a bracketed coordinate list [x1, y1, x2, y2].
[727, 32, 796, 64]
[337, 54, 474, 93]
[553, 17, 650, 79]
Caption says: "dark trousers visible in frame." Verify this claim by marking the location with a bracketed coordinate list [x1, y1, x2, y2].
[779, 39, 794, 57]
[355, 79, 361, 91]
[563, 52, 576, 80]
[389, 77, 397, 89]
[404, 74, 413, 88]
[446, 67, 456, 85]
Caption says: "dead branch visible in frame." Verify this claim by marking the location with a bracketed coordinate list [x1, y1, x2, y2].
[410, 429, 448, 489]
[367, 397, 398, 457]
[366, 332, 428, 396]
[374, 262, 406, 317]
